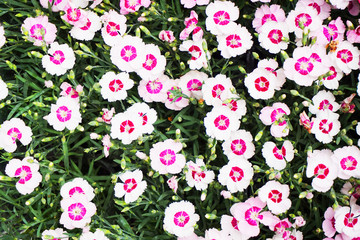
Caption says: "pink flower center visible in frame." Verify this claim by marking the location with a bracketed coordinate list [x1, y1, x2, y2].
[146, 79, 163, 94]
[231, 217, 240, 230]
[214, 115, 230, 130]
[125, 0, 141, 10]
[50, 50, 65, 65]
[7, 127, 22, 143]
[337, 49, 353, 63]
[213, 11, 230, 25]
[124, 178, 137, 193]
[223, 99, 238, 112]
[323, 25, 338, 42]
[318, 100, 333, 111]
[65, 87, 79, 98]
[14, 166, 32, 184]
[261, 14, 277, 25]
[191, 170, 206, 182]
[344, 213, 358, 228]
[310, 53, 321, 63]
[274, 221, 291, 233]
[229, 166, 244, 182]
[68, 202, 87, 221]
[188, 45, 202, 60]
[230, 139, 247, 155]
[159, 149, 176, 166]
[273, 146, 286, 160]
[268, 29, 283, 44]
[138, 112, 148, 125]
[211, 84, 225, 98]
[119, 120, 135, 133]
[187, 79, 202, 91]
[173, 211, 190, 227]
[226, 34, 242, 48]
[294, 57, 314, 75]
[340, 156, 357, 171]
[295, 13, 312, 28]
[109, 79, 124, 92]
[69, 187, 85, 196]
[244, 206, 263, 226]
[143, 54, 157, 70]
[121, 45, 137, 62]
[325, 66, 337, 81]
[268, 189, 282, 203]
[30, 24, 46, 40]
[56, 106, 72, 122]
[319, 119, 333, 134]
[167, 86, 182, 102]
[80, 18, 92, 31]
[66, 8, 82, 22]
[106, 22, 120, 36]
[308, 3, 321, 14]
[270, 108, 286, 123]
[254, 76, 270, 92]
[314, 164, 329, 179]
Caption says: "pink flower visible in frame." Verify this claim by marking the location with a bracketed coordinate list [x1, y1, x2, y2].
[99, 72, 134, 102]
[347, 25, 360, 44]
[299, 111, 313, 133]
[180, 11, 204, 41]
[102, 134, 112, 157]
[334, 206, 360, 238]
[178, 70, 208, 100]
[60, 82, 81, 100]
[110, 111, 143, 145]
[180, 0, 209, 9]
[0, 118, 33, 153]
[114, 169, 147, 203]
[70, 10, 102, 41]
[119, 0, 151, 15]
[44, 80, 53, 88]
[101, 10, 127, 47]
[167, 176, 178, 193]
[309, 90, 340, 115]
[100, 108, 115, 124]
[179, 39, 210, 70]
[258, 181, 292, 215]
[322, 207, 336, 237]
[313, 17, 345, 46]
[159, 30, 175, 43]
[21, 16, 57, 46]
[293, 216, 306, 227]
[331, 41, 360, 75]
[204, 228, 230, 240]
[311, 110, 341, 144]
[201, 74, 234, 106]
[138, 74, 171, 103]
[42, 42, 76, 76]
[79, 229, 109, 240]
[164, 79, 190, 111]
[262, 140, 294, 171]
[340, 93, 356, 113]
[205, 1, 239, 35]
[222, 129, 255, 161]
[39, 0, 67, 12]
[220, 215, 246, 239]
[5, 157, 42, 195]
[296, 0, 331, 20]
[185, 159, 215, 191]
[286, 6, 322, 38]
[252, 4, 286, 33]
[244, 67, 280, 100]
[259, 21, 289, 54]
[259, 102, 290, 138]
[136, 44, 167, 81]
[62, 7, 88, 28]
[329, 0, 351, 9]
[90, 0, 103, 8]
[126, 102, 157, 135]
[60, 178, 95, 201]
[332, 146, 360, 179]
[220, 190, 232, 199]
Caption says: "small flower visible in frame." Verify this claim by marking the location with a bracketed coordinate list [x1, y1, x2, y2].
[299, 111, 313, 133]
[159, 30, 175, 43]
[164, 80, 190, 111]
[114, 169, 147, 203]
[252, 4, 286, 33]
[21, 16, 57, 46]
[244, 67, 280, 100]
[119, 0, 151, 15]
[110, 111, 143, 145]
[44, 80, 53, 88]
[331, 41, 360, 74]
[5, 157, 42, 195]
[286, 6, 322, 38]
[293, 216, 306, 228]
[262, 140, 294, 171]
[322, 207, 336, 238]
[309, 90, 340, 115]
[179, 39, 210, 70]
[126, 102, 157, 135]
[311, 110, 341, 144]
[60, 178, 95, 201]
[180, 11, 204, 41]
[220, 190, 232, 199]
[297, 0, 331, 20]
[258, 181, 292, 215]
[332, 146, 360, 179]
[258, 21, 289, 54]
[178, 70, 208, 100]
[204, 228, 230, 240]
[99, 72, 134, 102]
[0, 118, 33, 153]
[79, 229, 109, 240]
[205, 1, 239, 35]
[222, 129, 255, 161]
[334, 206, 360, 238]
[101, 10, 127, 46]
[180, 0, 209, 9]
[102, 134, 112, 158]
[259, 102, 291, 138]
[185, 158, 215, 191]
[138, 74, 171, 103]
[61, 7, 88, 28]
[340, 93, 356, 113]
[201, 74, 234, 106]
[42, 42, 76, 76]
[167, 176, 178, 193]
[136, 44, 166, 81]
[70, 10, 102, 41]
[42, 228, 68, 240]
[60, 82, 80, 100]
[100, 108, 115, 124]
[163, 200, 200, 238]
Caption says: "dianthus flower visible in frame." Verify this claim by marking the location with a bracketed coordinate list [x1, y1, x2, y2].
[258, 181, 292, 215]
[259, 102, 291, 138]
[252, 4, 286, 33]
[332, 146, 360, 179]
[286, 6, 322, 39]
[164, 80, 190, 111]
[70, 10, 101, 41]
[101, 10, 127, 46]
[178, 70, 207, 100]
[114, 169, 147, 203]
[62, 6, 88, 28]
[99, 71, 134, 102]
[119, 0, 151, 15]
[159, 30, 175, 43]
[205, 1, 239, 35]
[42, 228, 68, 240]
[311, 110, 341, 144]
[0, 118, 33, 153]
[309, 90, 340, 115]
[218, 159, 253, 193]
[136, 44, 166, 81]
[334, 206, 360, 238]
[179, 39, 210, 70]
[180, 11, 203, 41]
[42, 42, 76, 76]
[331, 40, 360, 74]
[219, 95, 247, 119]
[259, 21, 289, 54]
[185, 158, 215, 191]
[322, 207, 336, 238]
[222, 129, 255, 161]
[262, 140, 294, 171]
[201, 74, 234, 106]
[60, 178, 95, 201]
[296, 0, 331, 20]
[138, 74, 171, 103]
[21, 16, 57, 46]
[110, 111, 143, 145]
[126, 102, 157, 135]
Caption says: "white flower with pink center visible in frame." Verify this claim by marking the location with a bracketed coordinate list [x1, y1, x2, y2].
[286, 6, 322, 38]
[150, 139, 186, 174]
[216, 24, 253, 59]
[39, 0, 67, 12]
[259, 21, 289, 54]
[119, 0, 151, 15]
[306, 149, 338, 192]
[114, 169, 147, 203]
[42, 228, 68, 240]
[59, 193, 96, 230]
[185, 158, 215, 191]
[179, 39, 210, 70]
[101, 10, 127, 46]
[332, 146, 360, 180]
[79, 229, 109, 240]
[60, 178, 95, 201]
[99, 71, 134, 102]
[201, 74, 233, 106]
[126, 102, 157, 135]
[0, 77, 8, 100]
[5, 157, 42, 195]
[180, 0, 209, 9]
[332, 41, 360, 74]
[334, 206, 360, 238]
[283, 46, 327, 86]
[205, 1, 239, 35]
[138, 74, 171, 103]
[252, 4, 286, 33]
[110, 111, 143, 145]
[309, 90, 340, 115]
[204, 106, 240, 141]
[163, 200, 200, 238]
[164, 79, 190, 111]
[21, 16, 57, 46]
[219, 94, 247, 119]
[178, 70, 208, 100]
[258, 180, 292, 215]
[262, 140, 294, 171]
[258, 59, 286, 89]
[110, 35, 146, 72]
[222, 129, 255, 161]
[136, 44, 166, 81]
[0, 118, 33, 153]
[62, 6, 88, 28]
[296, 0, 331, 20]
[44, 97, 82, 131]
[311, 110, 340, 144]
[218, 159, 253, 193]
[244, 67, 280, 100]
[70, 10, 101, 41]
[220, 215, 246, 240]
[259, 102, 291, 138]
[42, 42, 76, 76]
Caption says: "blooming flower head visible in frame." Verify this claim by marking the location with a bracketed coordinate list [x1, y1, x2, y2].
[331, 41, 360, 74]
[258, 59, 286, 89]
[205, 1, 239, 35]
[60, 82, 82, 101]
[222, 129, 255, 161]
[159, 30, 175, 43]
[119, 0, 151, 15]
[164, 79, 190, 111]
[44, 97, 82, 131]
[220, 214, 246, 240]
[21, 16, 57, 46]
[347, 24, 360, 44]
[299, 111, 313, 133]
[99, 71, 134, 102]
[313, 17, 345, 46]
[62, 6, 88, 28]
[126, 102, 157, 135]
[0, 117, 33, 153]
[306, 149, 338, 192]
[136, 43, 166, 81]
[258, 21, 289, 54]
[262, 140, 294, 171]
[70, 10, 101, 41]
[286, 6, 322, 39]
[244, 67, 280, 100]
[185, 158, 215, 191]
[309, 90, 340, 115]
[79, 229, 109, 240]
[138, 74, 171, 103]
[201, 74, 234, 106]
[296, 0, 331, 20]
[311, 110, 341, 144]
[218, 159, 254, 193]
[334, 206, 360, 238]
[60, 178, 95, 201]
[150, 139, 186, 174]
[181, 0, 209, 9]
[5, 157, 42, 195]
[332, 146, 360, 180]
[99, 107, 115, 124]
[259, 102, 291, 138]
[114, 169, 147, 203]
[216, 24, 253, 59]
[179, 39, 210, 70]
[322, 207, 336, 237]
[101, 10, 127, 46]
[163, 200, 200, 238]
[258, 181, 292, 215]
[178, 70, 207, 100]
[0, 24, 5, 48]
[110, 111, 143, 145]
[110, 35, 146, 73]
[42, 42, 76, 76]
[219, 95, 247, 119]
[59, 193, 97, 230]
[252, 4, 286, 33]
[180, 11, 204, 41]
[42, 228, 68, 240]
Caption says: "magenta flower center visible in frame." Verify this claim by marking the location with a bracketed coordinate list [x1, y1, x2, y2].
[295, 13, 312, 28]
[340, 156, 357, 171]
[223, 99, 238, 112]
[268, 189, 283, 203]
[173, 211, 190, 227]
[326, 66, 337, 81]
[337, 49, 353, 63]
[226, 34, 242, 48]
[245, 206, 263, 226]
[14, 166, 32, 184]
[143, 54, 157, 70]
[319, 119, 333, 134]
[159, 149, 176, 166]
[229, 166, 244, 182]
[124, 178, 137, 193]
[214, 115, 230, 130]
[318, 100, 333, 111]
[68, 202, 87, 221]
[211, 84, 225, 98]
[294, 57, 314, 75]
[187, 79, 202, 91]
[56, 106, 72, 122]
[314, 164, 329, 179]
[213, 11, 230, 25]
[191, 170, 206, 182]
[109, 79, 124, 92]
[69, 187, 85, 196]
[125, 0, 141, 10]
[344, 213, 358, 228]
[119, 120, 135, 133]
[268, 29, 283, 44]
[146, 79, 163, 94]
[30, 24, 46, 40]
[230, 139, 247, 155]
[309, 3, 321, 14]
[254, 76, 270, 92]
[167, 86, 182, 102]
[80, 18, 92, 31]
[261, 14, 277, 25]
[50, 50, 65, 65]
[270, 108, 286, 123]
[7, 127, 22, 143]
[231, 217, 240, 230]
[121, 45, 137, 62]
[188, 45, 202, 60]
[67, 8, 81, 22]
[107, 22, 120, 36]
[273, 146, 286, 160]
